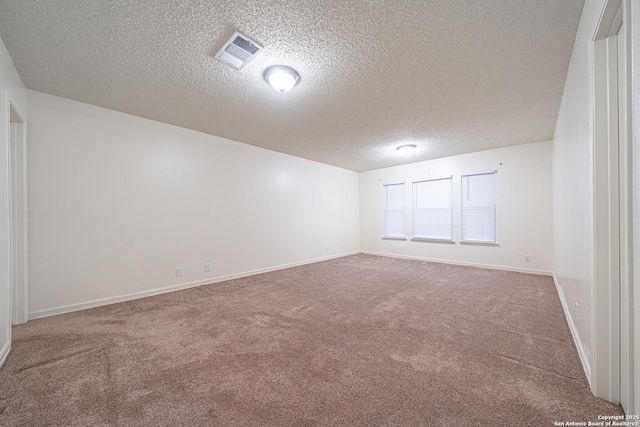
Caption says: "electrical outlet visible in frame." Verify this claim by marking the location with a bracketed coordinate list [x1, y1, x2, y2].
[204, 263, 211, 273]
[524, 256, 531, 262]
[325, 247, 329, 253]
[574, 302, 579, 319]
[176, 267, 183, 277]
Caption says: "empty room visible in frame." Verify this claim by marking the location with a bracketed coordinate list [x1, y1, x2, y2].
[0, 0, 638, 426]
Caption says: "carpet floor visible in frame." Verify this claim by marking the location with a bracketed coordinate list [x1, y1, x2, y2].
[0, 254, 624, 426]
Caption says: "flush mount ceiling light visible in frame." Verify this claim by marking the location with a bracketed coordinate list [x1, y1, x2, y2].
[396, 144, 417, 154]
[264, 65, 300, 93]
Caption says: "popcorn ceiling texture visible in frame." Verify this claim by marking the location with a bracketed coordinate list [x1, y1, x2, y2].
[0, 0, 584, 171]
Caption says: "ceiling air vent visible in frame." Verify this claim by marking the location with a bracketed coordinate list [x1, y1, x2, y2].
[214, 31, 263, 71]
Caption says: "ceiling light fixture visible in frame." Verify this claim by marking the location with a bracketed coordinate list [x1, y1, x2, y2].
[264, 65, 300, 93]
[396, 144, 417, 154]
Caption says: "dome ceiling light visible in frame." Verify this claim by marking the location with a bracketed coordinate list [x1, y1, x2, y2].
[264, 65, 300, 94]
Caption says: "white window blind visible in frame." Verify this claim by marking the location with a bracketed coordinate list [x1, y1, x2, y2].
[412, 177, 453, 241]
[461, 172, 496, 243]
[383, 183, 405, 238]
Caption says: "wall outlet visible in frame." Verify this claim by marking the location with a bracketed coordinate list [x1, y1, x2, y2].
[524, 256, 531, 262]
[325, 247, 329, 253]
[176, 267, 183, 277]
[204, 263, 211, 273]
[574, 302, 579, 319]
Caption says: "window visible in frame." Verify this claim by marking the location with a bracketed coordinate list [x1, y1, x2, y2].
[412, 177, 453, 241]
[383, 183, 405, 238]
[461, 172, 496, 243]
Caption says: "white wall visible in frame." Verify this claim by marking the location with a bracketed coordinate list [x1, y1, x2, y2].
[360, 141, 552, 274]
[0, 36, 26, 365]
[552, 0, 603, 380]
[27, 90, 359, 317]
[552, 1, 640, 407]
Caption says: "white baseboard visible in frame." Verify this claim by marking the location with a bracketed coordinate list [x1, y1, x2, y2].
[0, 340, 10, 367]
[553, 273, 592, 387]
[360, 251, 553, 276]
[28, 251, 360, 320]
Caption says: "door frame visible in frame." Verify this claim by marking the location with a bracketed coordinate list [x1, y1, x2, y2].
[590, 0, 634, 412]
[8, 100, 27, 325]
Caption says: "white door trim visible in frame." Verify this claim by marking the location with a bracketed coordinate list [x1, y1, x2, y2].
[0, 91, 10, 368]
[590, 0, 635, 412]
[9, 102, 27, 326]
[616, 0, 634, 414]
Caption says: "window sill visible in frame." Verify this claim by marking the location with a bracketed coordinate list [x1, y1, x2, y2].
[411, 238, 455, 244]
[382, 236, 407, 241]
[460, 241, 500, 247]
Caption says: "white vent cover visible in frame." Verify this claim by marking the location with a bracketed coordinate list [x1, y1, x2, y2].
[214, 31, 263, 71]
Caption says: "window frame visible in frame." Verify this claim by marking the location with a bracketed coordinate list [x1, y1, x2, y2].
[411, 176, 454, 243]
[460, 171, 498, 245]
[382, 182, 407, 240]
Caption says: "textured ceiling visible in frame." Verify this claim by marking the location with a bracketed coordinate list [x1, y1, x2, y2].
[0, 0, 584, 172]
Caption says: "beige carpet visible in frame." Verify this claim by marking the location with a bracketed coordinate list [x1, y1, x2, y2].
[0, 254, 623, 426]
